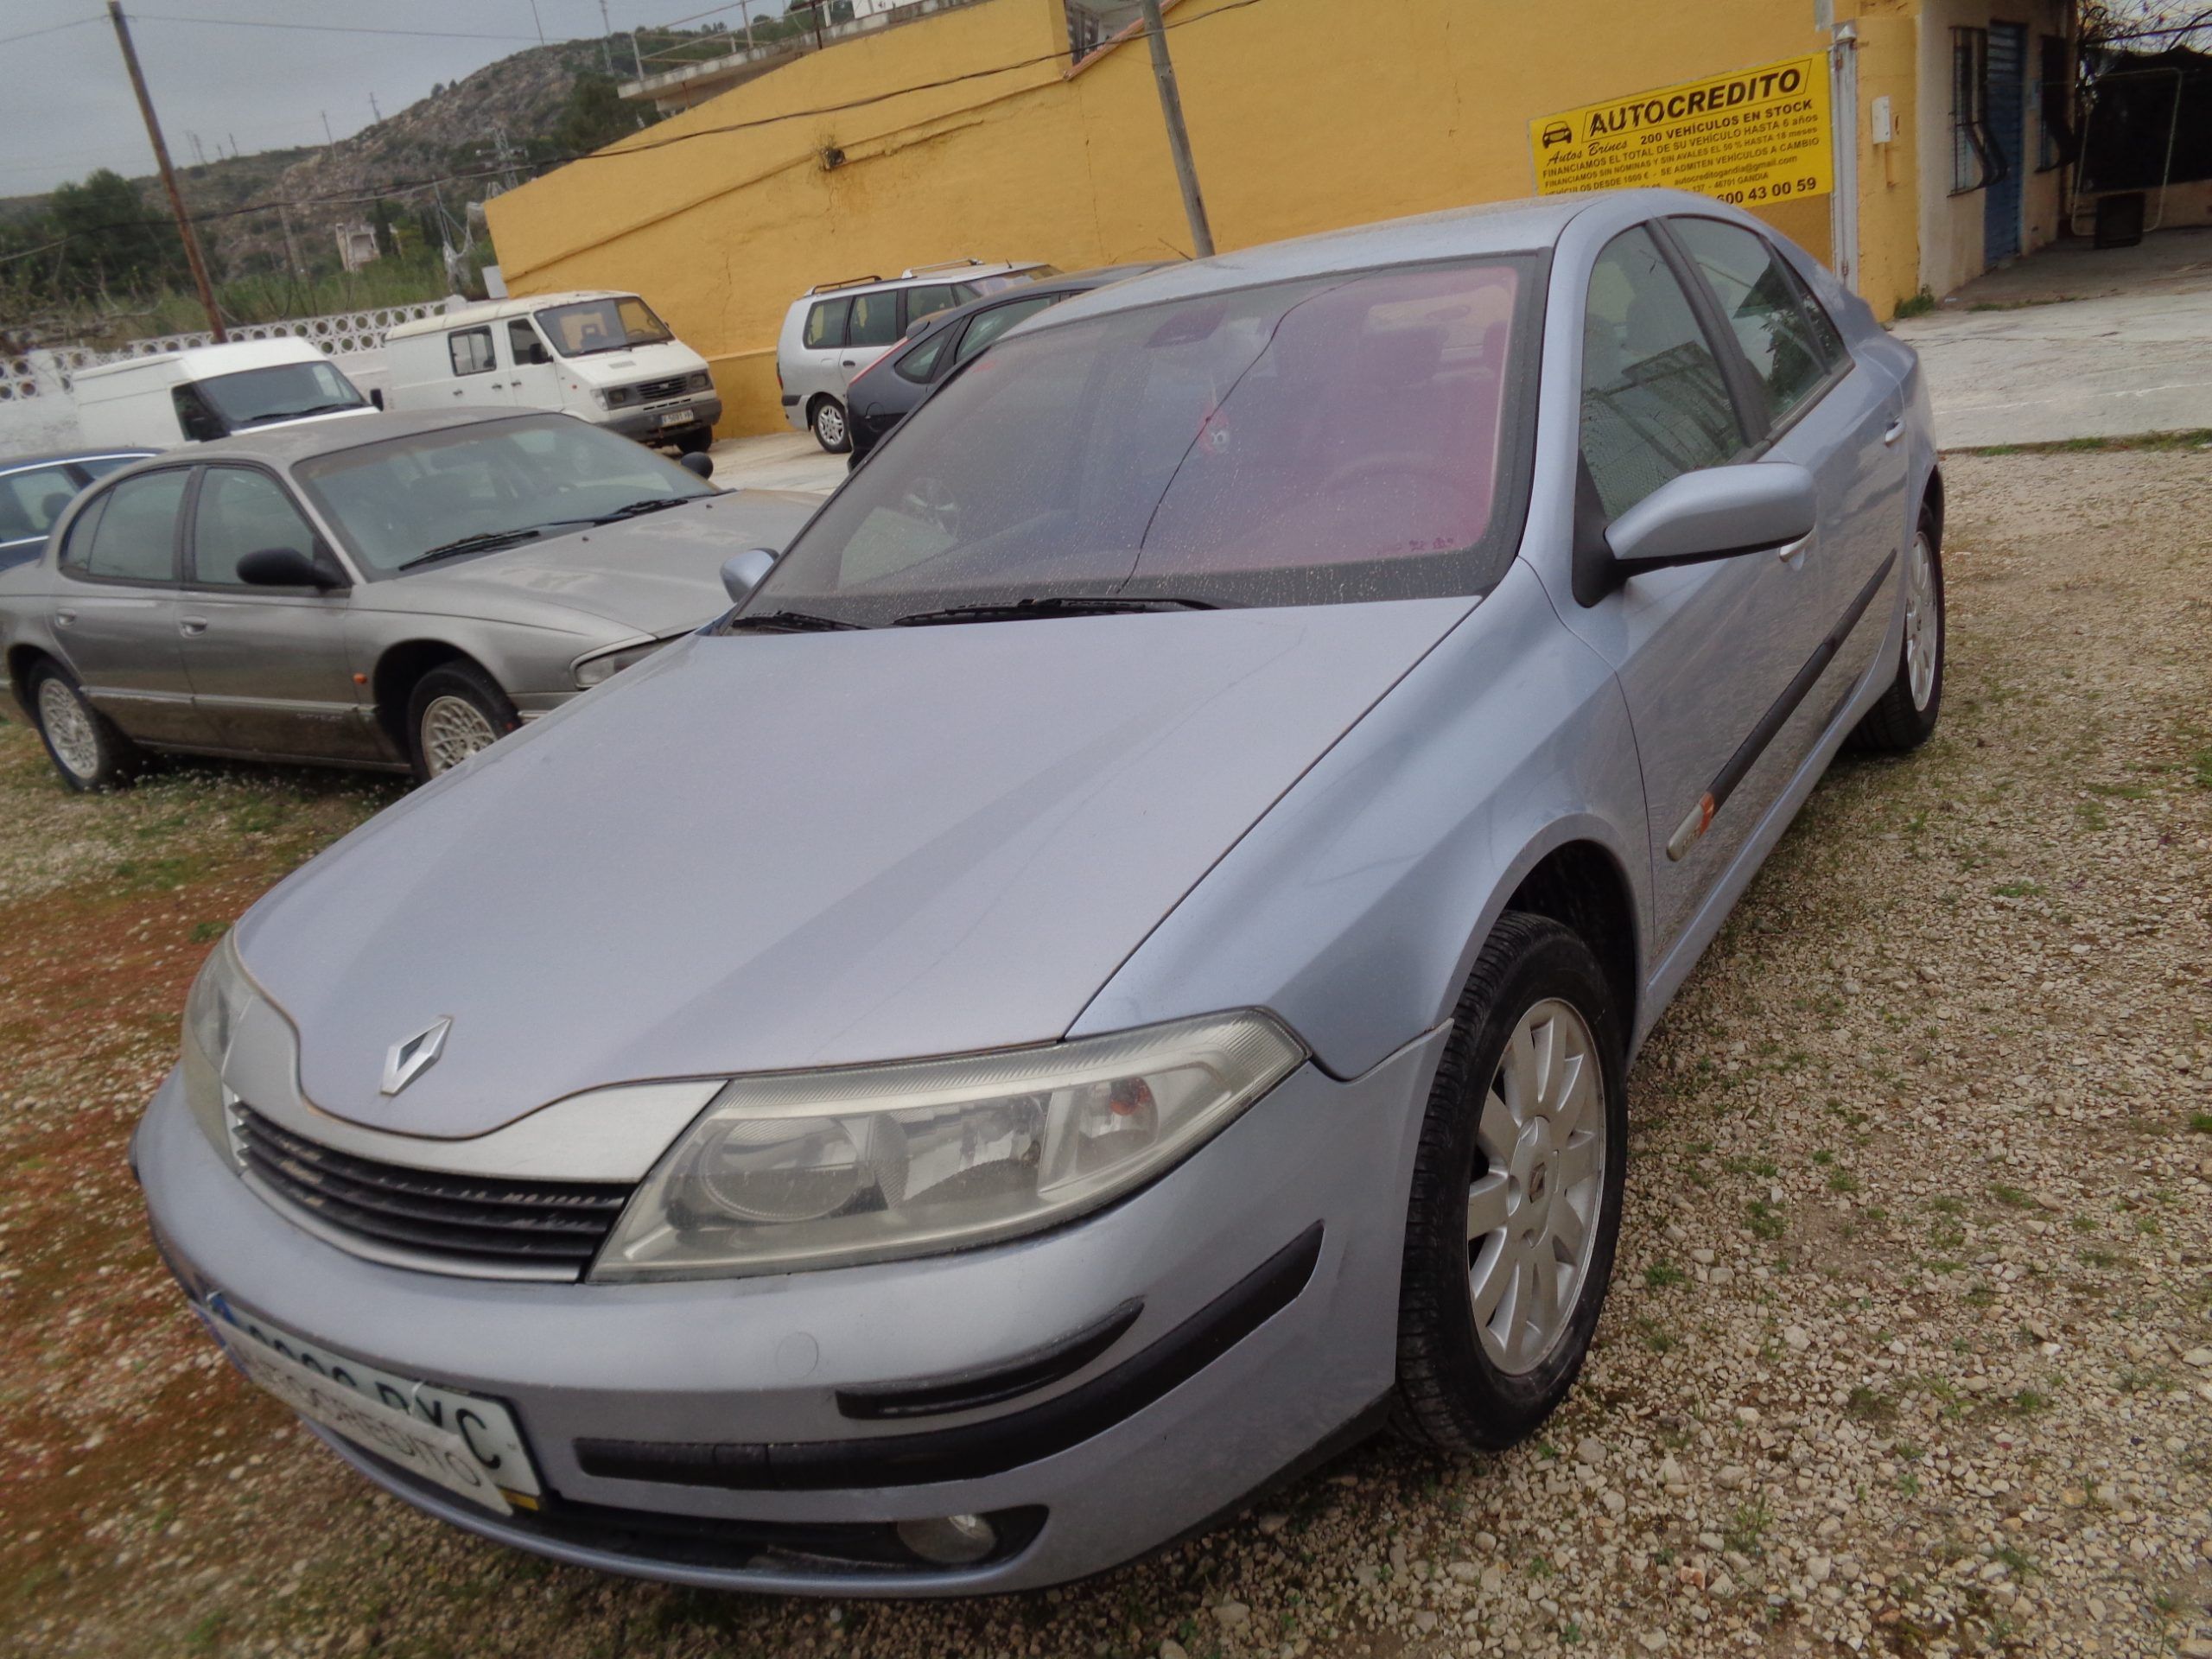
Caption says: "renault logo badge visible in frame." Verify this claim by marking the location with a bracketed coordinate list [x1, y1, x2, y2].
[381, 1017, 452, 1096]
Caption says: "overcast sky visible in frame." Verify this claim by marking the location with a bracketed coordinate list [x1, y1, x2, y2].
[1, 1, 767, 198]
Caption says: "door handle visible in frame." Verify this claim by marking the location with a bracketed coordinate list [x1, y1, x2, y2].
[179, 616, 208, 637]
[54, 607, 77, 628]
[452, 388, 465, 397]
[1881, 419, 1905, 446]
[842, 359, 857, 369]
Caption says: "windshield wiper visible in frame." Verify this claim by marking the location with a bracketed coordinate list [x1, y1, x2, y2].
[890, 595, 1221, 627]
[240, 401, 363, 427]
[396, 528, 545, 569]
[590, 497, 692, 524]
[724, 608, 865, 633]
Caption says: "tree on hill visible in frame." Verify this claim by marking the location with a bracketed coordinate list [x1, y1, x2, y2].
[550, 71, 645, 156]
[47, 169, 187, 296]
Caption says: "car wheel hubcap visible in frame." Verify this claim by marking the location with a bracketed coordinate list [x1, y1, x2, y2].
[1904, 530, 1940, 711]
[1466, 998, 1605, 1376]
[38, 680, 101, 780]
[421, 696, 498, 775]
[817, 404, 846, 445]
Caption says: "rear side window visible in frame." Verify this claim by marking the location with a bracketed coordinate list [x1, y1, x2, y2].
[1668, 218, 1836, 432]
[904, 284, 963, 327]
[192, 467, 317, 587]
[848, 290, 899, 348]
[448, 327, 495, 377]
[1580, 226, 1744, 520]
[804, 299, 850, 349]
[894, 331, 953, 385]
[78, 455, 143, 481]
[78, 470, 188, 582]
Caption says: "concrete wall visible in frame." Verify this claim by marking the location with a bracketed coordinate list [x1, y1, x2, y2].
[490, 0, 1888, 438]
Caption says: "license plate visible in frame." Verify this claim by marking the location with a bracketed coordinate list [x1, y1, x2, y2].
[200, 1294, 538, 1515]
[658, 410, 690, 428]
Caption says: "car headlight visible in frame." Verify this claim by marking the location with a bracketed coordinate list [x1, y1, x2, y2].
[600, 385, 635, 409]
[572, 639, 666, 689]
[684, 371, 712, 393]
[180, 934, 257, 1166]
[591, 1011, 1304, 1281]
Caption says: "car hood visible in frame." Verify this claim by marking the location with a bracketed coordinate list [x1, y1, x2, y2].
[235, 597, 1473, 1138]
[381, 491, 821, 638]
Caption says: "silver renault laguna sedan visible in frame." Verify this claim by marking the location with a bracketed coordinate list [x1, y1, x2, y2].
[137, 189, 1942, 1594]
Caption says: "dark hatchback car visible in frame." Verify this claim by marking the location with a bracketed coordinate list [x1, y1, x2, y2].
[1, 448, 156, 570]
[844, 264, 1164, 465]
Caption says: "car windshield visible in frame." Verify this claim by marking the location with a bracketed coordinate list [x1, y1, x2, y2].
[536, 296, 675, 357]
[292, 414, 715, 577]
[195, 360, 367, 429]
[746, 257, 1539, 624]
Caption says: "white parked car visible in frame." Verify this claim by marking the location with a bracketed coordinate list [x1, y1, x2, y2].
[383, 291, 721, 454]
[74, 340, 374, 450]
[776, 259, 1052, 452]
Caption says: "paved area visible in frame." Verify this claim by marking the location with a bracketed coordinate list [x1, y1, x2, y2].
[1892, 227, 2212, 448]
[3, 449, 2209, 1656]
[708, 428, 849, 496]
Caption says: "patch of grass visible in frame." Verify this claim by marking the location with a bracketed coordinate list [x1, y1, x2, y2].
[1746, 1199, 1787, 1240]
[1722, 1501, 1771, 1557]
[1827, 1169, 1859, 1194]
[2190, 748, 2212, 791]
[1949, 427, 2212, 457]
[188, 920, 226, 944]
[1990, 1184, 2031, 1208]
[1846, 1385, 1897, 1423]
[1892, 288, 1938, 318]
[2189, 1111, 2212, 1135]
[1645, 1261, 1688, 1289]
[2009, 1389, 2050, 1414]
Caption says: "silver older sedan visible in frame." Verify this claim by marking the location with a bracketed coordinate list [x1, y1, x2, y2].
[0, 409, 817, 786]
[137, 191, 1942, 1593]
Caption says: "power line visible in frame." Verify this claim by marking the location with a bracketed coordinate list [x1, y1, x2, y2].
[128, 11, 545, 42]
[0, 15, 104, 49]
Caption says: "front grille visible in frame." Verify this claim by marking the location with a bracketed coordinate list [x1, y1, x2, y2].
[634, 373, 690, 403]
[232, 1105, 633, 1278]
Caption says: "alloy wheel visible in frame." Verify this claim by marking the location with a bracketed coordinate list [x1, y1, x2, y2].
[419, 695, 499, 776]
[37, 678, 101, 782]
[1904, 529, 1940, 711]
[1465, 998, 1606, 1375]
[814, 401, 847, 448]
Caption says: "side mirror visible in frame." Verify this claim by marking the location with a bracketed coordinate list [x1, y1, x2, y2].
[677, 449, 714, 480]
[721, 547, 776, 605]
[238, 546, 344, 590]
[904, 316, 931, 340]
[369, 388, 386, 410]
[1588, 463, 1815, 600]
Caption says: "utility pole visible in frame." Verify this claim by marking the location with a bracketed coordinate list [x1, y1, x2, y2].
[597, 0, 614, 72]
[368, 91, 383, 124]
[106, 1, 226, 340]
[1137, 0, 1214, 257]
[630, 27, 645, 78]
[187, 130, 206, 168]
[277, 204, 302, 278]
[527, 0, 545, 45]
[321, 109, 334, 146]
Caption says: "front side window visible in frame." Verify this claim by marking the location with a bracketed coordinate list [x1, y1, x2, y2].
[893, 329, 953, 385]
[77, 470, 188, 583]
[506, 319, 550, 366]
[804, 298, 851, 350]
[955, 295, 1058, 366]
[848, 290, 900, 348]
[1580, 226, 1743, 521]
[293, 414, 712, 578]
[1668, 218, 1835, 433]
[0, 466, 81, 546]
[904, 284, 963, 327]
[747, 257, 1540, 623]
[535, 296, 674, 358]
[192, 467, 317, 587]
[448, 328, 495, 377]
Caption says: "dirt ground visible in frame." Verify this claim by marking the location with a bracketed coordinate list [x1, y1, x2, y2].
[1, 449, 2208, 1659]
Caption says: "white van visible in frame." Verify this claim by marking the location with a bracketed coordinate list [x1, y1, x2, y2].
[73, 339, 374, 450]
[383, 291, 720, 453]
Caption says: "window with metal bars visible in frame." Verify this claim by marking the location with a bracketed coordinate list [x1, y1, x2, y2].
[1953, 26, 1993, 194]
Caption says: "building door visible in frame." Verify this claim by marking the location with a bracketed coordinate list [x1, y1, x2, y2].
[1985, 22, 2028, 264]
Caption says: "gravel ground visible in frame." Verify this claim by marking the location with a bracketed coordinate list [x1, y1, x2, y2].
[2, 449, 2208, 1659]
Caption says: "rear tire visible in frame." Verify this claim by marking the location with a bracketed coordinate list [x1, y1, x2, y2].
[28, 662, 139, 792]
[1394, 912, 1628, 1454]
[1848, 506, 1944, 753]
[406, 661, 518, 784]
[810, 397, 851, 454]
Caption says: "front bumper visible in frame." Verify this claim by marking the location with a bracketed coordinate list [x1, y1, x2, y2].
[606, 395, 722, 443]
[137, 1029, 1444, 1594]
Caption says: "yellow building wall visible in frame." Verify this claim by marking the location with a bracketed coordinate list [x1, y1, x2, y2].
[489, 0, 1892, 438]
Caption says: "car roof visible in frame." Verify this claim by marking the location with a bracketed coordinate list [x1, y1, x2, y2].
[0, 447, 157, 472]
[796, 261, 1046, 302]
[384, 291, 641, 340]
[896, 263, 1171, 346]
[97, 408, 534, 472]
[1027, 192, 1652, 334]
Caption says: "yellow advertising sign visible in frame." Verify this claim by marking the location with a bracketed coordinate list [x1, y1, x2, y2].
[1530, 53, 1832, 208]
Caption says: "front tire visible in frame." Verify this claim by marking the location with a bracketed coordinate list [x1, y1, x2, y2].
[406, 661, 518, 783]
[29, 662, 140, 792]
[1394, 912, 1629, 1454]
[1849, 507, 1944, 753]
[810, 397, 851, 454]
[672, 428, 714, 456]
